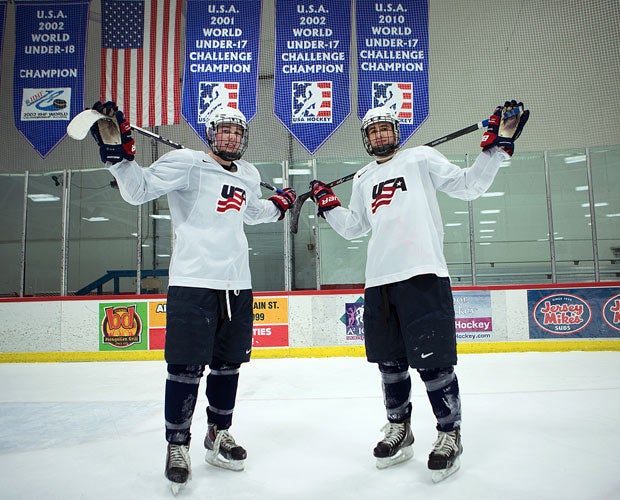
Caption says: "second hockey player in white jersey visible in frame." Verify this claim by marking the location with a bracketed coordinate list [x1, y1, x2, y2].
[309, 101, 529, 482]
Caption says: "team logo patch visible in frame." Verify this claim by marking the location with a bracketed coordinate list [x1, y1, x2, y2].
[292, 81, 333, 123]
[216, 185, 246, 212]
[198, 82, 239, 124]
[372, 82, 413, 124]
[21, 88, 71, 121]
[532, 293, 592, 335]
[371, 176, 407, 214]
[602, 293, 620, 332]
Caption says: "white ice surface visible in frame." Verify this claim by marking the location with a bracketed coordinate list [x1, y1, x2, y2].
[0, 351, 619, 500]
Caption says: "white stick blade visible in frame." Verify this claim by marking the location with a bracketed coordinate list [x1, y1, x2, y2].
[67, 109, 107, 140]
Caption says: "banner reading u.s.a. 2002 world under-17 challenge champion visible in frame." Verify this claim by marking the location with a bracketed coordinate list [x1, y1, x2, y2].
[274, 0, 351, 155]
[182, 0, 261, 143]
[357, 0, 429, 145]
[13, 0, 89, 158]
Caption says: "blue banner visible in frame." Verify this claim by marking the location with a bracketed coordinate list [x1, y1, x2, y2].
[356, 0, 429, 145]
[274, 0, 351, 155]
[13, 0, 89, 158]
[182, 0, 261, 144]
[528, 287, 620, 339]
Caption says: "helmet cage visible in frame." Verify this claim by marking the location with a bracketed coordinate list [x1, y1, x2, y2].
[205, 108, 249, 161]
[361, 108, 401, 157]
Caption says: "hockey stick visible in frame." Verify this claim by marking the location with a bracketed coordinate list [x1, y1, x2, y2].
[66, 109, 280, 193]
[289, 118, 490, 234]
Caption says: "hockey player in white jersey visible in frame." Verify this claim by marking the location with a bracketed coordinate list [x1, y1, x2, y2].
[309, 101, 529, 482]
[90, 101, 296, 494]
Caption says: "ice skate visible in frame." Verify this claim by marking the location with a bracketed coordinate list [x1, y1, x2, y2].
[165, 443, 191, 495]
[373, 421, 414, 469]
[204, 423, 247, 471]
[428, 428, 463, 483]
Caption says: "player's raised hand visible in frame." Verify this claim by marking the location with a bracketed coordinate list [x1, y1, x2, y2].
[480, 100, 529, 156]
[90, 101, 136, 164]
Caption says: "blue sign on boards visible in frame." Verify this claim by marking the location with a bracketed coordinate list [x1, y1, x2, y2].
[528, 288, 620, 339]
[13, 0, 89, 158]
[274, 0, 351, 154]
[356, 0, 429, 145]
[182, 0, 261, 143]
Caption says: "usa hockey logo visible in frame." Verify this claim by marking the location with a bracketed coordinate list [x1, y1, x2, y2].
[371, 177, 407, 214]
[602, 293, 620, 332]
[216, 185, 246, 212]
[198, 82, 239, 124]
[532, 293, 592, 335]
[292, 81, 332, 123]
[372, 82, 413, 124]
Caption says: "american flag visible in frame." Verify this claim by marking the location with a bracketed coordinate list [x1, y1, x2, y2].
[100, 0, 182, 127]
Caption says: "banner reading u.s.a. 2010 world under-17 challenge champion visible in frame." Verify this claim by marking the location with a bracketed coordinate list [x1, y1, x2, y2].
[182, 0, 261, 143]
[357, 0, 429, 145]
[274, 0, 351, 155]
[13, 0, 89, 158]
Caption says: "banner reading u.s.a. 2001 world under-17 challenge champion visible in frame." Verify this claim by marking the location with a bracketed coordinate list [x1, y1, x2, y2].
[357, 0, 429, 145]
[182, 0, 261, 143]
[13, 0, 89, 158]
[274, 0, 351, 155]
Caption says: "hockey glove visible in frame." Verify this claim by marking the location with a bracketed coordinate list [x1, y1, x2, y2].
[310, 180, 341, 218]
[480, 100, 530, 156]
[269, 187, 297, 220]
[90, 101, 136, 164]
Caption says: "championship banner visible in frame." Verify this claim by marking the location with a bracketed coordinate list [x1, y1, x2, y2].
[13, 0, 89, 158]
[182, 0, 261, 143]
[100, 0, 183, 127]
[274, 0, 351, 154]
[356, 0, 429, 145]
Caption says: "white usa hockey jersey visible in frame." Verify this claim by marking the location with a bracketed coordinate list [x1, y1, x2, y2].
[109, 148, 281, 290]
[325, 146, 509, 288]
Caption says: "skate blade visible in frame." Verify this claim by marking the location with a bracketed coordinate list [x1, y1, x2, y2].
[431, 457, 461, 483]
[375, 445, 413, 469]
[205, 450, 245, 471]
[169, 480, 187, 496]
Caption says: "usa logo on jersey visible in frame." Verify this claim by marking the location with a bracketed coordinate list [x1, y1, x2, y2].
[371, 177, 408, 214]
[292, 81, 332, 123]
[198, 82, 240, 124]
[216, 185, 246, 213]
[372, 82, 413, 124]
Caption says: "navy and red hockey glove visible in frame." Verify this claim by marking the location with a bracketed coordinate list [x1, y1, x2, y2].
[90, 101, 136, 164]
[480, 100, 530, 156]
[309, 180, 341, 218]
[269, 187, 297, 220]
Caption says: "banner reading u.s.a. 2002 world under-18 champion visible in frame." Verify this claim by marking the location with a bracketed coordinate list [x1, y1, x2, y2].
[13, 0, 89, 158]
[182, 0, 261, 143]
[274, 0, 350, 155]
[357, 0, 428, 145]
